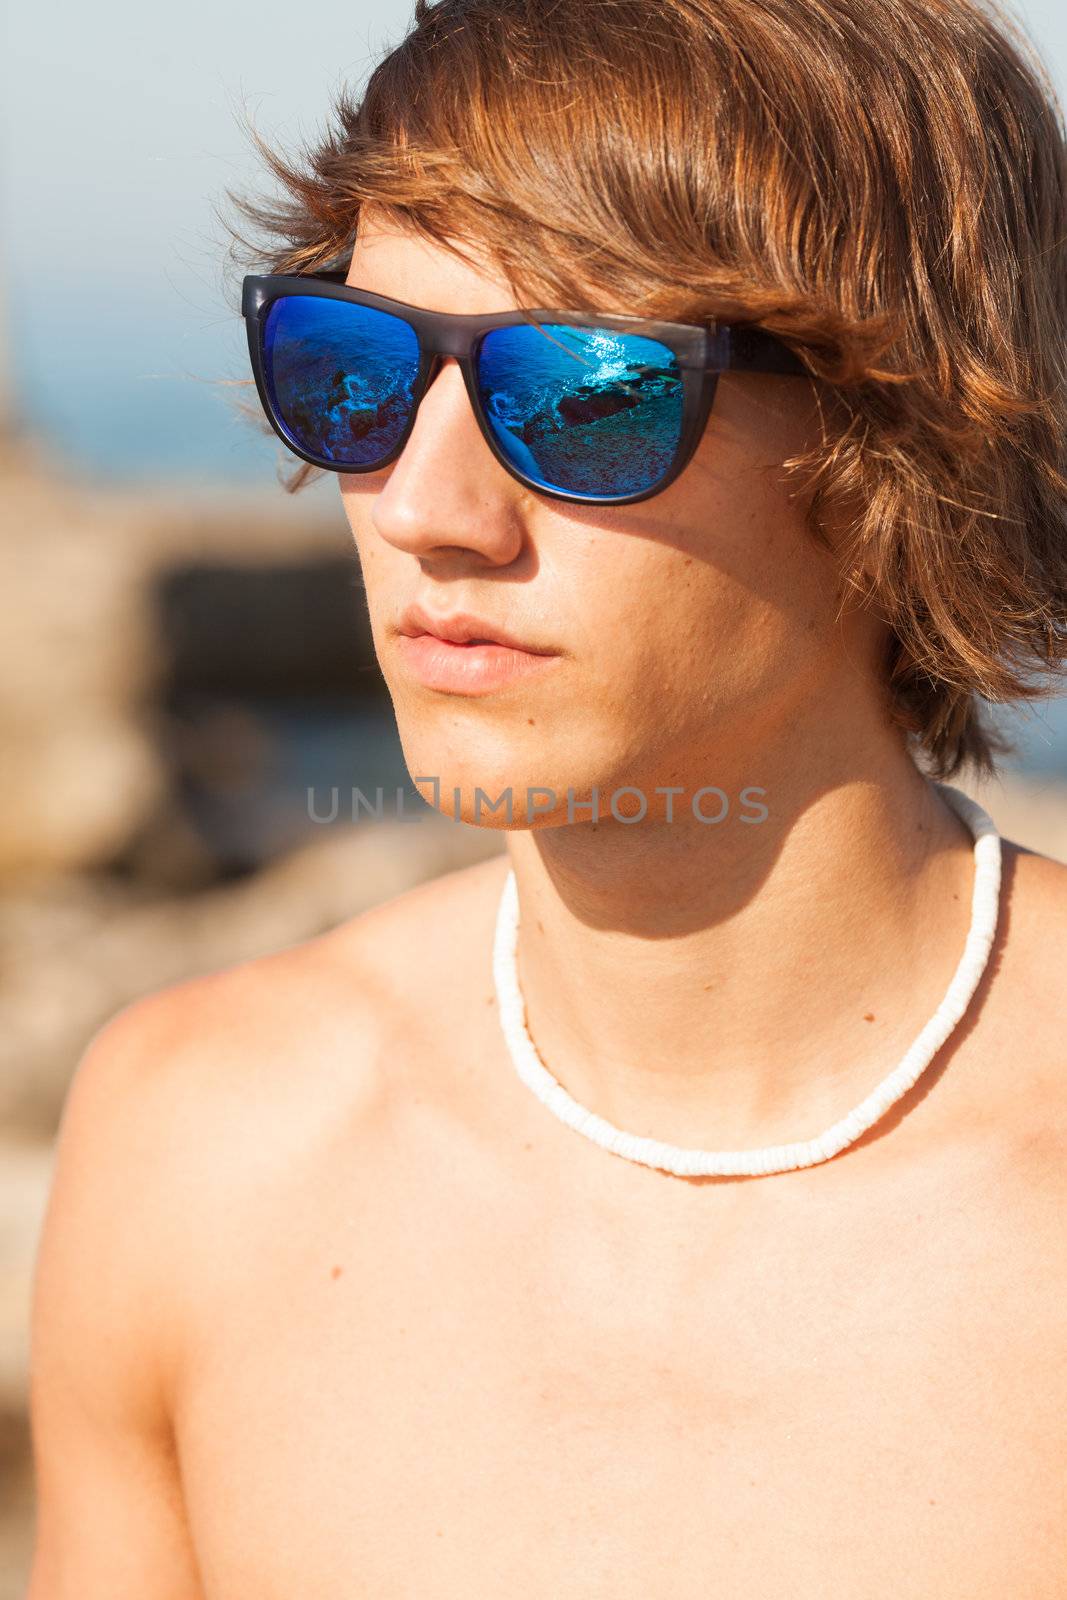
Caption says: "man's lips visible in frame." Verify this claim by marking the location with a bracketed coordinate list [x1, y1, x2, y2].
[394, 630, 562, 695]
[396, 604, 556, 654]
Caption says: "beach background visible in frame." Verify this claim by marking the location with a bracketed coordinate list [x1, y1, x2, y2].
[2, 0, 1067, 1590]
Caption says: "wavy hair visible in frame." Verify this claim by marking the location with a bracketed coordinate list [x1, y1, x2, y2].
[218, 0, 1067, 780]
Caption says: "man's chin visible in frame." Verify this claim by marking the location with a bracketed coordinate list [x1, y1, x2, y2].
[407, 773, 596, 831]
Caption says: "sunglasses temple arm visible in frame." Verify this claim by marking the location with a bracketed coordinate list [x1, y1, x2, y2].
[707, 324, 809, 376]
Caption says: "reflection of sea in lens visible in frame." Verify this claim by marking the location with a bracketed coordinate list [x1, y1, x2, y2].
[264, 297, 419, 466]
[478, 324, 683, 496]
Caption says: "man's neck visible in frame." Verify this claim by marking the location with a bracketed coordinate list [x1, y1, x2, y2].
[502, 732, 979, 1153]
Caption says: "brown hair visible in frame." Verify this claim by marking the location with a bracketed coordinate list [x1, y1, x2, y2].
[219, 0, 1067, 781]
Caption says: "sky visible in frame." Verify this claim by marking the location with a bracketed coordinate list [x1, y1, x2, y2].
[1, 0, 419, 487]
[2, 0, 1067, 768]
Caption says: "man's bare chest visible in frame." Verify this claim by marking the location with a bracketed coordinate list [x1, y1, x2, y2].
[172, 1130, 1065, 1599]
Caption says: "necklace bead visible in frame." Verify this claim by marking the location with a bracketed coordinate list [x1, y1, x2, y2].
[491, 782, 1002, 1177]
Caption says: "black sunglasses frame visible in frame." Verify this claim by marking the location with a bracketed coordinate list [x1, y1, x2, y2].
[242, 271, 810, 508]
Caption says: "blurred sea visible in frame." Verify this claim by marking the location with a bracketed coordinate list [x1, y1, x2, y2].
[7, 276, 278, 490]
[987, 692, 1067, 778]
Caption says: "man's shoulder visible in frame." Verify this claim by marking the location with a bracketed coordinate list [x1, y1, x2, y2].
[999, 836, 1067, 981]
[975, 836, 1067, 1157]
[75, 849, 510, 1126]
[49, 851, 511, 1371]
[1003, 831, 1067, 891]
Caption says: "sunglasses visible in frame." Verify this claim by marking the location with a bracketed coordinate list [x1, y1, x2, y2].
[241, 271, 809, 507]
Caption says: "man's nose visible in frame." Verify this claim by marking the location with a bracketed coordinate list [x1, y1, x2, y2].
[369, 355, 530, 563]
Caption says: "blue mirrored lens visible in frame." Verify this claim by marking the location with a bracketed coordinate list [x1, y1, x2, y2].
[263, 296, 419, 466]
[476, 323, 684, 498]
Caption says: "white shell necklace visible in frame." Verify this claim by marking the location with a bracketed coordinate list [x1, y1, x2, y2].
[491, 782, 1002, 1177]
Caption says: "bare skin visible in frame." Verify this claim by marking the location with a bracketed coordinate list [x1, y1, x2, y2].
[27, 215, 1067, 1597]
[26, 844, 1067, 1599]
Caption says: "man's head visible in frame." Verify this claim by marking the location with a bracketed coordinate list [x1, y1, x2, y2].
[228, 0, 1067, 803]
[331, 210, 882, 828]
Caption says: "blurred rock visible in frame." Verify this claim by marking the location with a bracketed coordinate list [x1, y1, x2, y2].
[0, 457, 164, 874]
[0, 1137, 50, 1600]
[0, 1140, 52, 1414]
[0, 440, 368, 881]
[156, 557, 376, 697]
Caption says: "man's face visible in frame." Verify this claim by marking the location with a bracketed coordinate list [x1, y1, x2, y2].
[339, 212, 878, 827]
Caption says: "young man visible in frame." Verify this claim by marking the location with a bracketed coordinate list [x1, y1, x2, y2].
[27, 0, 1067, 1594]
